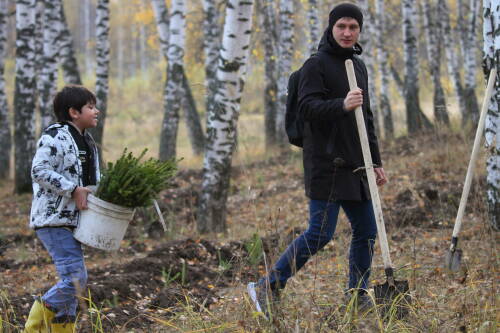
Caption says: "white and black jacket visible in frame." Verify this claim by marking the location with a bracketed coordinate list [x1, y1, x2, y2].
[30, 123, 100, 229]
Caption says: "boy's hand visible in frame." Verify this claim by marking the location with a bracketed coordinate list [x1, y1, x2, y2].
[72, 186, 92, 210]
[343, 88, 363, 111]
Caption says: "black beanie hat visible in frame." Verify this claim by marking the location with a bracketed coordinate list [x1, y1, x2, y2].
[328, 3, 363, 31]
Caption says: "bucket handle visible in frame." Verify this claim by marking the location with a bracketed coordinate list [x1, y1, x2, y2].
[153, 199, 167, 232]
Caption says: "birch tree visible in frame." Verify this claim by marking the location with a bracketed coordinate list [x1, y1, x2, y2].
[260, 0, 278, 147]
[14, 0, 36, 193]
[402, 0, 432, 134]
[91, 0, 110, 152]
[202, 0, 220, 120]
[442, 0, 466, 120]
[359, 0, 380, 137]
[375, 0, 393, 138]
[307, 0, 320, 56]
[0, 0, 10, 179]
[159, 0, 186, 160]
[275, 0, 294, 146]
[423, 0, 449, 125]
[38, 0, 62, 130]
[198, 0, 255, 233]
[482, 0, 500, 230]
[153, 0, 204, 157]
[58, 3, 81, 85]
[462, 0, 480, 125]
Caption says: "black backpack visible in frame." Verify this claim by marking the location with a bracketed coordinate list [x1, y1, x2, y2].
[285, 69, 303, 147]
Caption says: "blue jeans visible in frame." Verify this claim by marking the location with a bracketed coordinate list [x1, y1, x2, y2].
[36, 228, 87, 319]
[260, 199, 377, 290]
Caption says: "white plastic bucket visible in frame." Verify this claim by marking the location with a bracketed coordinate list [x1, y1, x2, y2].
[74, 194, 135, 251]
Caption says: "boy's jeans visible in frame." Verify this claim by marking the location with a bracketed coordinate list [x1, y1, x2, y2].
[260, 199, 377, 290]
[36, 227, 87, 319]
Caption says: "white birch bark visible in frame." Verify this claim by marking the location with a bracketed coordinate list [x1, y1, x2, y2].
[442, 0, 466, 120]
[482, 0, 500, 230]
[58, 3, 82, 85]
[275, 0, 294, 145]
[260, 0, 278, 147]
[153, 0, 204, 157]
[307, 0, 320, 55]
[375, 0, 393, 138]
[402, 0, 432, 133]
[359, 0, 380, 138]
[159, 0, 186, 160]
[463, 0, 480, 124]
[14, 0, 37, 193]
[34, 0, 43, 111]
[0, 0, 11, 179]
[198, 0, 254, 233]
[139, 0, 147, 78]
[423, 0, 449, 125]
[91, 0, 110, 151]
[39, 0, 62, 130]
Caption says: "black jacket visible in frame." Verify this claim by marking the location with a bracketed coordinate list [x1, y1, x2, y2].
[298, 30, 382, 201]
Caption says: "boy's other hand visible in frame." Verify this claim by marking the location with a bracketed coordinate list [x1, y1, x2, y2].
[72, 186, 92, 210]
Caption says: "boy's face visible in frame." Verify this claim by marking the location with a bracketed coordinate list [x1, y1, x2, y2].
[70, 102, 99, 130]
[332, 17, 360, 49]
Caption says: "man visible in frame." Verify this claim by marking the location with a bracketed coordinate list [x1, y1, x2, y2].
[247, 3, 387, 318]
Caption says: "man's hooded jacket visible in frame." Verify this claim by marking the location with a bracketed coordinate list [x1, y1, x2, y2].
[298, 25, 382, 201]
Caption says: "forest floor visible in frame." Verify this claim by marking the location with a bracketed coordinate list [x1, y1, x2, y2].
[0, 131, 498, 332]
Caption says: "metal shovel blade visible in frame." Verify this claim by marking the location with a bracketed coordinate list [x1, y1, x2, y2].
[445, 248, 462, 272]
[374, 279, 411, 319]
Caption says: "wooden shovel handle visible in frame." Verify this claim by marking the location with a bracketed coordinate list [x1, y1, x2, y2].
[452, 68, 497, 240]
[345, 59, 393, 270]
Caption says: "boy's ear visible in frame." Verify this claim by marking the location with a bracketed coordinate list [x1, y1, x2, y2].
[68, 107, 79, 120]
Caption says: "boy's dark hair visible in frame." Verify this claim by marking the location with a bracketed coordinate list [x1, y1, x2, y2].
[53, 85, 96, 122]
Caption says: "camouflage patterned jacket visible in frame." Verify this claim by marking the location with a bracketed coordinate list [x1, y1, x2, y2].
[30, 123, 100, 229]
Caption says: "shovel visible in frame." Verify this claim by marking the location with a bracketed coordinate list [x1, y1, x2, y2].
[345, 60, 411, 319]
[445, 67, 497, 271]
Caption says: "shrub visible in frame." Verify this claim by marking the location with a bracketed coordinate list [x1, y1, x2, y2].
[95, 149, 177, 208]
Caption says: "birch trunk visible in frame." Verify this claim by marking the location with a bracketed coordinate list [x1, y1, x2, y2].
[423, 0, 449, 126]
[462, 0, 480, 125]
[359, 0, 380, 138]
[198, 0, 254, 233]
[402, 0, 432, 134]
[91, 0, 110, 153]
[182, 68, 205, 155]
[39, 0, 62, 130]
[202, 0, 220, 122]
[34, 0, 43, 116]
[0, 0, 10, 179]
[58, 3, 81, 85]
[14, 0, 36, 193]
[375, 0, 393, 138]
[307, 0, 320, 56]
[159, 0, 186, 160]
[482, 0, 500, 230]
[153, 0, 205, 157]
[442, 0, 466, 120]
[275, 0, 294, 146]
[260, 0, 278, 147]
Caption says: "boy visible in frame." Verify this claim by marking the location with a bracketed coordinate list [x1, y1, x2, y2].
[24, 85, 100, 333]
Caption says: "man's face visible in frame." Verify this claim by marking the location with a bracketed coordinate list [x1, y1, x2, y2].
[332, 17, 360, 48]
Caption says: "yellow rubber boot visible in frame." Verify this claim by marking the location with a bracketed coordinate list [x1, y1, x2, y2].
[49, 322, 75, 333]
[23, 299, 56, 333]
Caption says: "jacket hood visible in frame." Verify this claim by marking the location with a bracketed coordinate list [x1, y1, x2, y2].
[317, 27, 362, 58]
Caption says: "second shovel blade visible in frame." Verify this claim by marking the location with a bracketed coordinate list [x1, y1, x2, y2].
[374, 279, 411, 319]
[445, 248, 462, 272]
